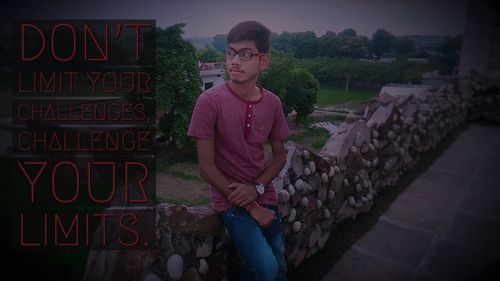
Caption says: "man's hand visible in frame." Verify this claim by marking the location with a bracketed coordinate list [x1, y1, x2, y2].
[244, 202, 276, 228]
[227, 183, 258, 207]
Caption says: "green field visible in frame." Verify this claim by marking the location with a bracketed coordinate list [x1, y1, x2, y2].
[316, 84, 379, 107]
[288, 127, 331, 153]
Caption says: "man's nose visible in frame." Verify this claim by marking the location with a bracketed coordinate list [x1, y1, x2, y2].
[230, 54, 241, 64]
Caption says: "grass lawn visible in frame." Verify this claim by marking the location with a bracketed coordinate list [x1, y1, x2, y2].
[288, 127, 331, 153]
[316, 84, 379, 107]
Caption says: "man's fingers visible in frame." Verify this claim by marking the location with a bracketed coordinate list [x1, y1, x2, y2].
[238, 196, 250, 206]
[229, 190, 243, 205]
[241, 198, 251, 206]
[228, 184, 258, 207]
[228, 187, 241, 201]
[233, 193, 246, 206]
[228, 190, 235, 200]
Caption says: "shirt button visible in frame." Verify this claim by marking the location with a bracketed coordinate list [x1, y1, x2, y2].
[246, 124, 250, 127]
[249, 105, 252, 108]
[248, 114, 252, 117]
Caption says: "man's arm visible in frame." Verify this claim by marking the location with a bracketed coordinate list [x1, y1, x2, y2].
[197, 138, 275, 227]
[227, 139, 286, 206]
[196, 138, 233, 198]
[257, 139, 287, 186]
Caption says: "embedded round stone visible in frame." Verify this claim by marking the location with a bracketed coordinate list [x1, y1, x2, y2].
[288, 208, 297, 222]
[292, 221, 302, 232]
[323, 208, 331, 218]
[304, 167, 311, 176]
[143, 273, 161, 281]
[328, 190, 335, 200]
[309, 161, 316, 174]
[301, 197, 309, 207]
[198, 259, 209, 275]
[321, 173, 328, 183]
[279, 190, 291, 203]
[167, 254, 184, 280]
[295, 179, 304, 190]
[303, 150, 310, 159]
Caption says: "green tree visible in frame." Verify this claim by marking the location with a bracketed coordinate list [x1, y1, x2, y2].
[293, 31, 319, 58]
[360, 35, 373, 57]
[197, 48, 224, 62]
[338, 37, 368, 59]
[156, 23, 201, 149]
[338, 28, 357, 38]
[372, 29, 395, 57]
[318, 31, 341, 57]
[285, 68, 320, 124]
[392, 37, 415, 55]
[317, 30, 367, 59]
[258, 50, 319, 122]
[272, 32, 292, 52]
[436, 35, 462, 74]
[273, 31, 318, 58]
[212, 34, 228, 52]
[258, 49, 295, 108]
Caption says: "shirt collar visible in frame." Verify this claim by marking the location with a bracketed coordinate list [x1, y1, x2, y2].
[225, 81, 264, 104]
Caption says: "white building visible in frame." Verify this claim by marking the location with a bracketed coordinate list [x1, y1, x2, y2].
[199, 61, 225, 91]
[403, 35, 447, 50]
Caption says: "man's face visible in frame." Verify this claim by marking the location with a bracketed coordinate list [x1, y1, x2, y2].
[226, 40, 269, 84]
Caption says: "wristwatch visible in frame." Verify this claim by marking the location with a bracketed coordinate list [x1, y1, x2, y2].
[254, 181, 265, 196]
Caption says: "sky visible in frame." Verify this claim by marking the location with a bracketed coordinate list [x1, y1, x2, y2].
[3, 0, 470, 37]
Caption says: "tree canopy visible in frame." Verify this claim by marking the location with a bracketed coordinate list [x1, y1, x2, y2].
[284, 68, 320, 124]
[258, 49, 295, 101]
[156, 23, 201, 149]
[372, 29, 396, 57]
[196, 48, 224, 63]
[258, 49, 319, 123]
[212, 34, 228, 52]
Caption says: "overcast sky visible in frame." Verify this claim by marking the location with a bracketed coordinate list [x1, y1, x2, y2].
[3, 0, 469, 37]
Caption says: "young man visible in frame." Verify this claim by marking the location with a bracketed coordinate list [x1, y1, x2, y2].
[187, 21, 289, 281]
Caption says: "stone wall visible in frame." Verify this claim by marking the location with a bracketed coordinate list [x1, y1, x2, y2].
[461, 72, 500, 122]
[84, 77, 486, 281]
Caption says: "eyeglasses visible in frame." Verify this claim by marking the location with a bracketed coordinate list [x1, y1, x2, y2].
[224, 48, 265, 61]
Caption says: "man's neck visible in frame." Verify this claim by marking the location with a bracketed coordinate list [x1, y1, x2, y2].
[229, 80, 261, 101]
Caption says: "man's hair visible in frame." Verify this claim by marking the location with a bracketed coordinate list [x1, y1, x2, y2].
[227, 21, 271, 53]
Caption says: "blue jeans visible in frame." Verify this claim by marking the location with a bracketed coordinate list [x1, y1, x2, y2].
[221, 205, 287, 281]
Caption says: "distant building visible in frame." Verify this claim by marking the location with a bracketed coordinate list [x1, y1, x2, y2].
[403, 35, 447, 50]
[407, 58, 430, 63]
[379, 83, 433, 97]
[199, 61, 225, 91]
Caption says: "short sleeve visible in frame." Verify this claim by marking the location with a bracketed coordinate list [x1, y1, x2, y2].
[187, 93, 217, 140]
[268, 99, 290, 141]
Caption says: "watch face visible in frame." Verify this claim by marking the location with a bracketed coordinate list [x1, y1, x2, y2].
[256, 183, 265, 194]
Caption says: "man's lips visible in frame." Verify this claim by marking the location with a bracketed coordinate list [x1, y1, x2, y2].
[230, 69, 243, 73]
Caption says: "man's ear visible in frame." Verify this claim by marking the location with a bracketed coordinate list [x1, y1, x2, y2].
[259, 54, 271, 70]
